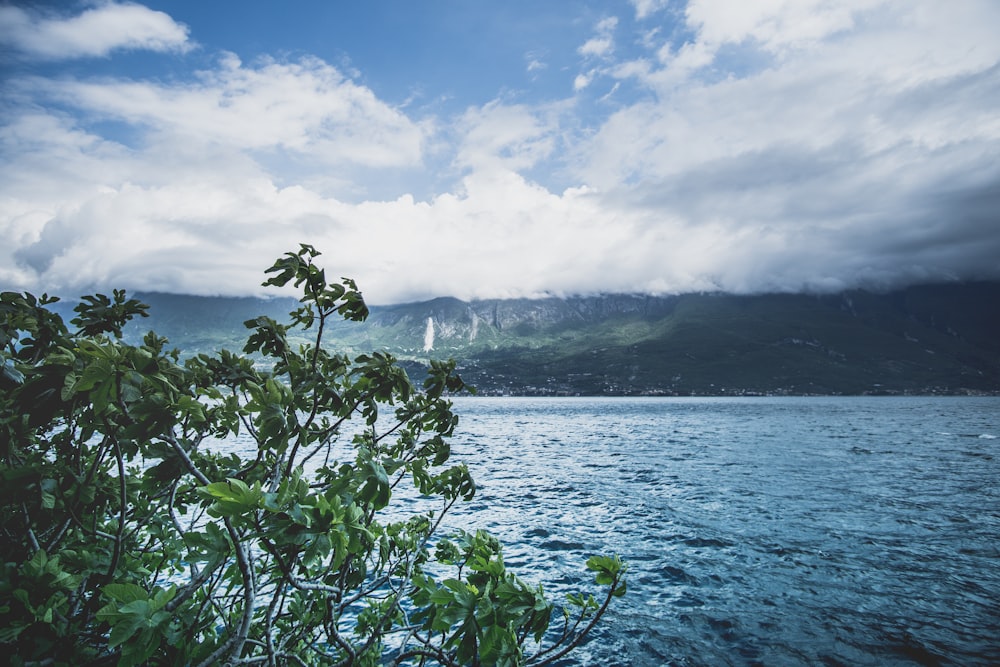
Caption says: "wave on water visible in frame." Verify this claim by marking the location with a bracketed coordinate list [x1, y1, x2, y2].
[443, 396, 1000, 666]
[207, 395, 1000, 666]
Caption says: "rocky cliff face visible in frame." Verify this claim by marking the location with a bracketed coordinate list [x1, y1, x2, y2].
[363, 294, 683, 350]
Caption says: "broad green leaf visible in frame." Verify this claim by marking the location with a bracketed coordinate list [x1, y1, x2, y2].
[103, 583, 148, 605]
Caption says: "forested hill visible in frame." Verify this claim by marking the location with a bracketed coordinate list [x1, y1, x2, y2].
[62, 282, 1000, 396]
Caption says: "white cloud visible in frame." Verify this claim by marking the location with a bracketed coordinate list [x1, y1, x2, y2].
[684, 0, 877, 52]
[453, 102, 558, 172]
[579, 37, 614, 58]
[578, 16, 618, 59]
[0, 2, 191, 60]
[573, 16, 620, 93]
[596, 17, 619, 33]
[592, 0, 1000, 182]
[23, 54, 426, 170]
[3, 156, 645, 303]
[667, 0, 1000, 83]
[631, 0, 672, 21]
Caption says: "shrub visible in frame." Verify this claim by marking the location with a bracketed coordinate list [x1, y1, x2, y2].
[0, 245, 625, 666]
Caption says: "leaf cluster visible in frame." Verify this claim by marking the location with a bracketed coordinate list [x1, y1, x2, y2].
[0, 245, 625, 666]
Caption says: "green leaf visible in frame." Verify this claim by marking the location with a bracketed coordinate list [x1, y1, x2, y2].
[39, 478, 58, 509]
[199, 478, 263, 516]
[103, 583, 148, 604]
[586, 554, 627, 588]
[108, 615, 145, 649]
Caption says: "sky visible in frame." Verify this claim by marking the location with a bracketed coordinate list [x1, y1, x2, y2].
[1, 0, 999, 304]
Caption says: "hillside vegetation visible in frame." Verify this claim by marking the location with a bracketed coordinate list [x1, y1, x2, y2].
[92, 282, 1000, 396]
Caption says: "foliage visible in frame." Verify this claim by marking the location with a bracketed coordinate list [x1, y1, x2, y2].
[0, 244, 626, 666]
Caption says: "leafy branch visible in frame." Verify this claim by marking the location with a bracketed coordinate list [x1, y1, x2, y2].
[0, 246, 626, 666]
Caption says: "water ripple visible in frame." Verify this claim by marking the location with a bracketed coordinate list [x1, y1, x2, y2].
[443, 396, 1000, 666]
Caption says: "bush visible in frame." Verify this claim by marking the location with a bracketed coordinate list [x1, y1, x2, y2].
[0, 245, 625, 666]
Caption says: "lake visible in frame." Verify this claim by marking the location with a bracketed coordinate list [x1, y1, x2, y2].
[432, 396, 1000, 666]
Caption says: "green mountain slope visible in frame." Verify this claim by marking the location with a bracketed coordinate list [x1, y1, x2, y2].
[49, 282, 999, 396]
[457, 290, 1000, 395]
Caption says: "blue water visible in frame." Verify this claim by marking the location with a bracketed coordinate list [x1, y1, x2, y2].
[434, 396, 1000, 666]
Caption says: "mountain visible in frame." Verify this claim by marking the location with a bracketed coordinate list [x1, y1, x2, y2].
[321, 285, 1000, 396]
[52, 283, 1000, 396]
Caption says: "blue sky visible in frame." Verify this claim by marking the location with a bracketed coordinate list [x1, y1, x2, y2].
[2, 1, 999, 303]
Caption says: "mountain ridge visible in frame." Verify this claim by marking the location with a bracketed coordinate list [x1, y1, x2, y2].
[48, 282, 1000, 396]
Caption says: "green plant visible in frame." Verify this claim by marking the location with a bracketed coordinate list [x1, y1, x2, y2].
[0, 245, 625, 666]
